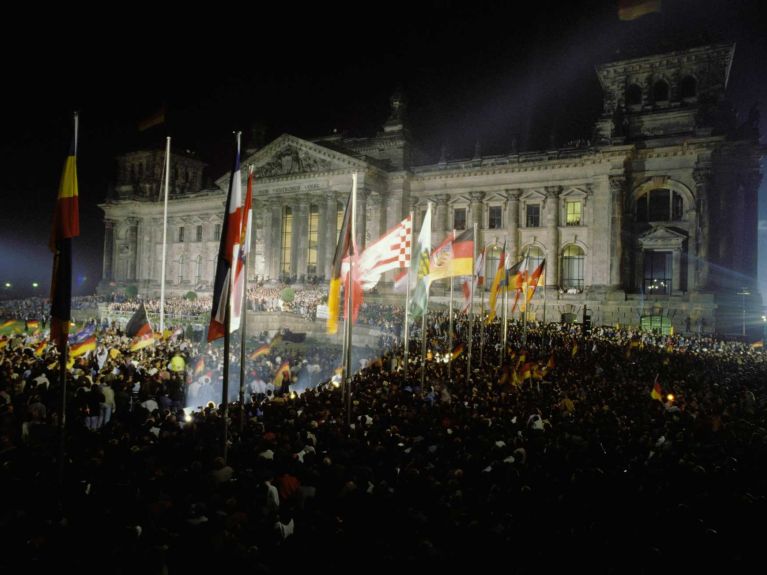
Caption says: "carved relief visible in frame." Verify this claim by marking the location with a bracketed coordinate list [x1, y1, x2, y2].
[255, 147, 333, 177]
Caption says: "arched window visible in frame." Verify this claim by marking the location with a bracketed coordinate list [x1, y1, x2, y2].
[485, 245, 502, 290]
[627, 84, 642, 106]
[681, 76, 697, 100]
[653, 80, 669, 103]
[561, 245, 584, 291]
[636, 189, 684, 222]
[524, 246, 545, 275]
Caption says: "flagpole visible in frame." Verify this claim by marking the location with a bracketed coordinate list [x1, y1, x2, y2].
[420, 291, 429, 390]
[160, 137, 170, 333]
[501, 238, 508, 367]
[403, 211, 413, 376]
[447, 230, 455, 381]
[466, 223, 477, 386]
[479, 246, 486, 367]
[344, 172, 357, 427]
[221, 131, 242, 461]
[239, 165, 253, 432]
[57, 111, 78, 487]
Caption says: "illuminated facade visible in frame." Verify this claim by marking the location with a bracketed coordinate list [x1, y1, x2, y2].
[101, 43, 763, 335]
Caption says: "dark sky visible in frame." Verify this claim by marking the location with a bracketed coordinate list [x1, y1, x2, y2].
[1, 0, 765, 299]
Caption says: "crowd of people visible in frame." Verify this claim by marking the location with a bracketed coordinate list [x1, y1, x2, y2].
[1, 300, 765, 572]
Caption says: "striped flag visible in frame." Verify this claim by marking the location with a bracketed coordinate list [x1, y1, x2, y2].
[49, 114, 80, 352]
[486, 241, 505, 323]
[70, 336, 96, 357]
[450, 343, 465, 362]
[273, 361, 291, 387]
[208, 133, 244, 342]
[650, 374, 663, 401]
[526, 259, 546, 304]
[357, 215, 412, 289]
[410, 203, 432, 319]
[231, 165, 253, 332]
[193, 357, 205, 376]
[249, 344, 270, 359]
[327, 192, 354, 335]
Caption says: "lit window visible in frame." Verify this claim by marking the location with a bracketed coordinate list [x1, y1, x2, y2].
[281, 207, 293, 275]
[307, 205, 319, 275]
[643, 251, 672, 295]
[566, 201, 582, 226]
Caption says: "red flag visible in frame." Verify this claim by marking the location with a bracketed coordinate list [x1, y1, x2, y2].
[526, 259, 546, 304]
[50, 114, 80, 352]
[208, 134, 244, 342]
[231, 166, 253, 332]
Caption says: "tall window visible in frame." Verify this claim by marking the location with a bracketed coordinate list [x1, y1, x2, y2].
[643, 251, 672, 295]
[560, 245, 584, 291]
[178, 226, 185, 243]
[196, 225, 203, 242]
[307, 204, 319, 275]
[214, 223, 221, 241]
[485, 245, 502, 290]
[488, 206, 502, 229]
[565, 201, 582, 226]
[281, 207, 293, 275]
[453, 208, 467, 230]
[526, 204, 540, 227]
[627, 84, 642, 106]
[653, 80, 669, 103]
[681, 76, 697, 100]
[636, 189, 684, 222]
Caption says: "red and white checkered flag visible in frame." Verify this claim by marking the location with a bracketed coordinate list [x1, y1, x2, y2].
[356, 215, 413, 289]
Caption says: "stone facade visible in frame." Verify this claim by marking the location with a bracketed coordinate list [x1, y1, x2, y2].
[100, 44, 764, 336]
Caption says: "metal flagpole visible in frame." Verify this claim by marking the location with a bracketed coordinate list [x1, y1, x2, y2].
[447, 230, 455, 381]
[159, 137, 170, 333]
[222, 131, 242, 462]
[500, 239, 508, 366]
[239, 166, 253, 432]
[344, 173, 357, 427]
[466, 223, 477, 386]
[479, 247, 486, 367]
[403, 211, 413, 376]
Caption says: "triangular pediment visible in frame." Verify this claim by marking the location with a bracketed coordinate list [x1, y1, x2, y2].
[638, 225, 687, 248]
[245, 134, 369, 180]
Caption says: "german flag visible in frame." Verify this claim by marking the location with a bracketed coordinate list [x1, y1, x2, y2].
[49, 114, 80, 352]
[525, 259, 546, 304]
[70, 336, 96, 357]
[249, 344, 270, 359]
[125, 303, 152, 338]
[26, 320, 40, 332]
[486, 241, 506, 323]
[273, 361, 291, 387]
[429, 229, 474, 281]
[327, 193, 353, 335]
[650, 375, 663, 401]
[129, 333, 155, 352]
[450, 343, 465, 362]
[34, 341, 47, 357]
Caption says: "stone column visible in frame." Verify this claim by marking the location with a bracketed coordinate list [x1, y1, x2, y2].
[469, 191, 485, 247]
[506, 189, 521, 258]
[325, 192, 339, 279]
[672, 248, 682, 294]
[435, 194, 450, 232]
[545, 187, 560, 287]
[295, 196, 309, 281]
[317, 196, 328, 280]
[693, 168, 711, 289]
[356, 187, 368, 250]
[686, 204, 697, 292]
[269, 199, 282, 280]
[609, 176, 625, 288]
[103, 220, 114, 280]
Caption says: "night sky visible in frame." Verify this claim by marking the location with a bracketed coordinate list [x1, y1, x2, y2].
[1, 1, 765, 300]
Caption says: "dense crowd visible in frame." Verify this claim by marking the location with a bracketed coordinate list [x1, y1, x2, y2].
[1, 303, 765, 573]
